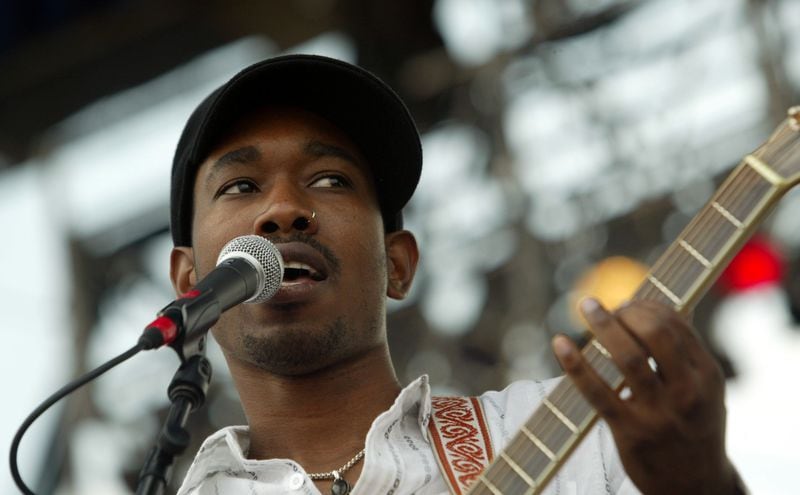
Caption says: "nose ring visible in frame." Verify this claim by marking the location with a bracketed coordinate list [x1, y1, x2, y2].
[293, 210, 316, 230]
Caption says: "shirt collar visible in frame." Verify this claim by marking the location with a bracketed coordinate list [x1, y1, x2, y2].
[180, 375, 433, 489]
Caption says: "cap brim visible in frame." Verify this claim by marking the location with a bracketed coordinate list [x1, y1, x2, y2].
[171, 54, 422, 246]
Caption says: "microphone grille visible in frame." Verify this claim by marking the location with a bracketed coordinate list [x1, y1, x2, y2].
[217, 235, 284, 303]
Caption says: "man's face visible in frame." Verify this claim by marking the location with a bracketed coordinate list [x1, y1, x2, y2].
[171, 107, 409, 375]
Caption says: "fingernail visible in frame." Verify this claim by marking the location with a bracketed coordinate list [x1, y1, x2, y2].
[552, 334, 574, 358]
[579, 297, 601, 316]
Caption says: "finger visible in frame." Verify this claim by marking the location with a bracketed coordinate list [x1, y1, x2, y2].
[580, 298, 663, 404]
[632, 301, 726, 396]
[615, 301, 696, 386]
[667, 310, 719, 374]
[552, 334, 626, 422]
[616, 301, 727, 417]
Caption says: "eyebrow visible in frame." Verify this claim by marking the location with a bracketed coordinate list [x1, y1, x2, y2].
[203, 140, 363, 188]
[204, 145, 262, 186]
[304, 140, 361, 167]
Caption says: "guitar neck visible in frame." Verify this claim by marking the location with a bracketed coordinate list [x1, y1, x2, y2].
[467, 108, 800, 495]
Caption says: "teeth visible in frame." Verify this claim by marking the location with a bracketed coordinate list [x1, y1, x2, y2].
[282, 260, 323, 283]
[284, 261, 314, 272]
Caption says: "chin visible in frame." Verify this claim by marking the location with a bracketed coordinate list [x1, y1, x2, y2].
[236, 318, 349, 374]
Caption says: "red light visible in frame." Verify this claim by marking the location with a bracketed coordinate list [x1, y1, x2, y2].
[719, 236, 783, 292]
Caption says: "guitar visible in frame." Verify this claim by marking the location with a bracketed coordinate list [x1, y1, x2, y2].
[466, 106, 800, 495]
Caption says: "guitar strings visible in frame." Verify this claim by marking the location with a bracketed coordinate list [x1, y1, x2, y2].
[472, 118, 800, 495]
[488, 165, 760, 492]
[642, 158, 771, 307]
[493, 164, 768, 490]
[543, 124, 798, 484]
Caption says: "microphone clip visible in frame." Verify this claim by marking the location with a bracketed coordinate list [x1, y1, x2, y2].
[140, 289, 222, 362]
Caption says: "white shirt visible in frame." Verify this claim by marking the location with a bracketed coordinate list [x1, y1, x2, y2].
[177, 375, 642, 494]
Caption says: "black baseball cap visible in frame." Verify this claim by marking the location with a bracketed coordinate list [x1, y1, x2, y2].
[170, 54, 423, 246]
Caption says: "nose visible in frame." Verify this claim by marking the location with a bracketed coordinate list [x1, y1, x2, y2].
[252, 182, 318, 235]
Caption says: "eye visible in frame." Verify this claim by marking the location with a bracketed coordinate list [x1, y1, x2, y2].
[310, 174, 352, 189]
[217, 179, 259, 197]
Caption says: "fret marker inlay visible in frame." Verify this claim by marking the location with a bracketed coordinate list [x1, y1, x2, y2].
[678, 239, 712, 268]
[646, 275, 683, 307]
[711, 201, 744, 229]
[542, 398, 579, 433]
[521, 425, 557, 461]
[500, 452, 537, 488]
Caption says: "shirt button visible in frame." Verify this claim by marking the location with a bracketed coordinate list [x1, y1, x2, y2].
[288, 472, 305, 490]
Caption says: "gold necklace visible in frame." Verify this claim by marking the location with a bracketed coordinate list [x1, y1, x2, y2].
[306, 448, 365, 495]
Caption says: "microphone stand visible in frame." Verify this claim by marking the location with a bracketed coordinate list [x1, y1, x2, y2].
[135, 281, 221, 494]
[135, 337, 212, 495]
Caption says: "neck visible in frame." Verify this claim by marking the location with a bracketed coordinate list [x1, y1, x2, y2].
[225, 343, 402, 472]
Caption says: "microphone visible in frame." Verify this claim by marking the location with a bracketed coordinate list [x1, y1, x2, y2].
[140, 235, 284, 353]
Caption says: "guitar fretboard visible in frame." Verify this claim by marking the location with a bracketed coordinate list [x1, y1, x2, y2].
[467, 108, 800, 495]
[638, 154, 783, 310]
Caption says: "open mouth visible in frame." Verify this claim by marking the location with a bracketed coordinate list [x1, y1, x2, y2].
[282, 261, 326, 283]
[274, 242, 331, 295]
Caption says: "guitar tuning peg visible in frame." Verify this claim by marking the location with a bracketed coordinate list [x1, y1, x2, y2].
[788, 106, 800, 130]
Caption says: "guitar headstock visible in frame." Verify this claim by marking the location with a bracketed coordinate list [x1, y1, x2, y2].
[752, 105, 800, 187]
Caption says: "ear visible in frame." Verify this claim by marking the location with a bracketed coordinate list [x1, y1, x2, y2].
[170, 246, 197, 296]
[385, 230, 419, 300]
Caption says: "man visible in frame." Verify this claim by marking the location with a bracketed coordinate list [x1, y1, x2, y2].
[169, 54, 744, 494]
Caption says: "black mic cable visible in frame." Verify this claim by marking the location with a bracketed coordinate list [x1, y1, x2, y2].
[9, 343, 144, 495]
[9, 235, 284, 494]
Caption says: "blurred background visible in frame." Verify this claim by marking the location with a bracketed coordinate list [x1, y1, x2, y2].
[2, 0, 799, 493]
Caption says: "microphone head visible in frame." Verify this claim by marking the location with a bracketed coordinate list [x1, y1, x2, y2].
[216, 235, 284, 303]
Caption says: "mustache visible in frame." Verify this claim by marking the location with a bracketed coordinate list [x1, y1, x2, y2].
[265, 232, 341, 277]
